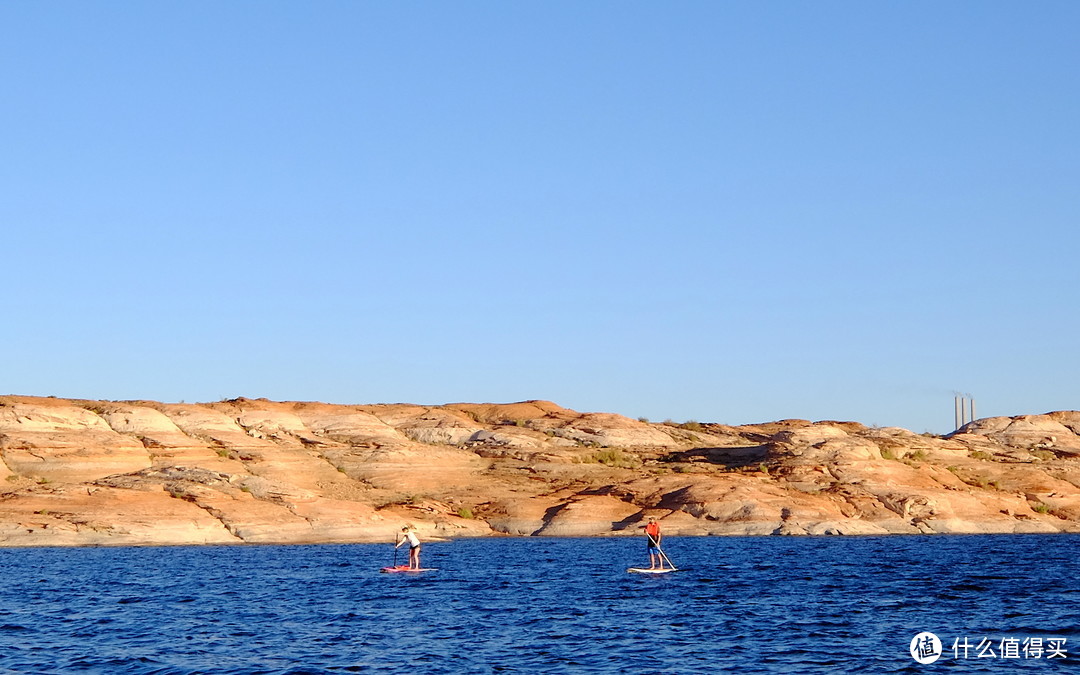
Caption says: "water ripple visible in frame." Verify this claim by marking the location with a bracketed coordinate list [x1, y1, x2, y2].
[0, 536, 1077, 673]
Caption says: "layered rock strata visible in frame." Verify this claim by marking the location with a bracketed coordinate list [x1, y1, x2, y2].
[1, 396, 1077, 546]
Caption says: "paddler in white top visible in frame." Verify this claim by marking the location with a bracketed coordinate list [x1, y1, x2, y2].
[395, 526, 422, 570]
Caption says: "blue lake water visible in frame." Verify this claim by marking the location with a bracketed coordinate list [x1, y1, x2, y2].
[0, 534, 1077, 674]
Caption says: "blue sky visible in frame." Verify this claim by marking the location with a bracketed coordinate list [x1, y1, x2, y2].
[3, 2, 1077, 433]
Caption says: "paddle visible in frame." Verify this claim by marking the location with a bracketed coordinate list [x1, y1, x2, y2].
[647, 532, 677, 570]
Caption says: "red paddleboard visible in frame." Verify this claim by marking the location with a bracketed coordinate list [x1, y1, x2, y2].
[380, 565, 437, 573]
[628, 567, 678, 574]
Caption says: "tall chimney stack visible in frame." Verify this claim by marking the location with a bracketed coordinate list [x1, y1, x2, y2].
[953, 394, 976, 431]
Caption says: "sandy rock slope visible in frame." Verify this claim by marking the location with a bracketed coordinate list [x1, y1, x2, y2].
[1, 396, 1078, 546]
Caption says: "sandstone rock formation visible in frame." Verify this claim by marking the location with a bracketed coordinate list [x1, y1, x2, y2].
[1, 395, 1077, 547]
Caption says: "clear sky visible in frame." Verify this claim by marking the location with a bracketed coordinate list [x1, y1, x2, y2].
[3, 2, 1077, 434]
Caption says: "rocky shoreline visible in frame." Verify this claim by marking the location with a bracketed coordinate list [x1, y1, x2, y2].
[1, 396, 1078, 547]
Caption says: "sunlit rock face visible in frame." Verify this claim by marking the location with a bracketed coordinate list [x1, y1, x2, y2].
[1, 395, 1078, 546]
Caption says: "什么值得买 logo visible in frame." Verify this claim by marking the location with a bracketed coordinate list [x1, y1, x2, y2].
[911, 632, 1068, 663]
[910, 632, 942, 664]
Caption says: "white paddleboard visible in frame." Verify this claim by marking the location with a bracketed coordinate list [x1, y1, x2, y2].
[380, 566, 438, 573]
[627, 567, 678, 574]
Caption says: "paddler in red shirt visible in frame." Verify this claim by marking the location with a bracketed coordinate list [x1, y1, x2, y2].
[643, 517, 663, 569]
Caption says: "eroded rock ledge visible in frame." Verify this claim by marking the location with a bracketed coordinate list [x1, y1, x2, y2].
[1, 396, 1078, 546]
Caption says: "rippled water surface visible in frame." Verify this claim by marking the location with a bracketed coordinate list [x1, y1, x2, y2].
[0, 535, 1077, 673]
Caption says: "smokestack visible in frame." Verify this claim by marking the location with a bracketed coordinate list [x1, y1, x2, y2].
[953, 393, 976, 431]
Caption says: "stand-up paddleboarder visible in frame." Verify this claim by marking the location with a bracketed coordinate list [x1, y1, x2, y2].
[395, 526, 422, 570]
[643, 517, 663, 569]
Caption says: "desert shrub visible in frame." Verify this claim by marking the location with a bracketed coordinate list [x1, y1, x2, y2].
[456, 507, 474, 519]
[589, 448, 640, 469]
[167, 488, 197, 503]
